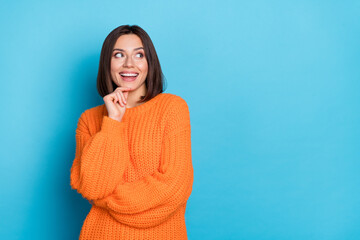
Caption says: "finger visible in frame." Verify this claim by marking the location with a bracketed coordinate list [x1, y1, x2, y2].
[119, 90, 127, 106]
[116, 92, 124, 107]
[113, 93, 119, 104]
[119, 92, 127, 107]
[108, 93, 117, 104]
[123, 90, 129, 101]
[120, 92, 126, 107]
[114, 88, 126, 105]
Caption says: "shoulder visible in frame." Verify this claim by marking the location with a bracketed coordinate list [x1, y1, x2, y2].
[77, 104, 105, 132]
[160, 93, 191, 135]
[80, 104, 105, 120]
[84, 104, 105, 117]
[159, 93, 189, 112]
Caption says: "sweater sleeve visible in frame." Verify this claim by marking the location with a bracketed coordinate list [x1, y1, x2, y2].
[92, 98, 194, 229]
[70, 112, 131, 200]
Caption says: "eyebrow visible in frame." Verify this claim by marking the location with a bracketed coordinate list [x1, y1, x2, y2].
[113, 47, 144, 52]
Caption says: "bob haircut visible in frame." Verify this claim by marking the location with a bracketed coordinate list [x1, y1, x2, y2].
[97, 25, 165, 103]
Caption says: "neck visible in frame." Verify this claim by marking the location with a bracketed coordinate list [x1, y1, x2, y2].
[126, 84, 147, 108]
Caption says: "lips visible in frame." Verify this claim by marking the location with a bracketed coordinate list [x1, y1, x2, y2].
[120, 72, 139, 82]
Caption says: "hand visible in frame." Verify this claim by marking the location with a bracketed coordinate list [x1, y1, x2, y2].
[103, 87, 132, 122]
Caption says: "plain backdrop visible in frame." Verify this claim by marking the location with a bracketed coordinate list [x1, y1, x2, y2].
[0, 0, 359, 239]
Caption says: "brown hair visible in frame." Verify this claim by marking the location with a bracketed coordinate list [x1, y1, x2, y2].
[97, 25, 166, 103]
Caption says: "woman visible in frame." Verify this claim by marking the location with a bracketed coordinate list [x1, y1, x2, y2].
[70, 25, 194, 239]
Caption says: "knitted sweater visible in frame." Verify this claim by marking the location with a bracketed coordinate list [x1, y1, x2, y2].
[70, 92, 194, 240]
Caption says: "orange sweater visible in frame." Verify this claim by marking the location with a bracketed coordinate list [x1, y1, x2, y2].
[70, 93, 194, 239]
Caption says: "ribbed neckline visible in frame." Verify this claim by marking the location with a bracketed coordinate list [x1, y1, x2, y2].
[124, 92, 164, 115]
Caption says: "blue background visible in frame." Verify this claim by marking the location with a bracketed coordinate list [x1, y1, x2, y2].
[1, 0, 359, 239]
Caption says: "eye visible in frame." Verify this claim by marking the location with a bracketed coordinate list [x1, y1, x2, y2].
[114, 52, 124, 58]
[135, 52, 144, 58]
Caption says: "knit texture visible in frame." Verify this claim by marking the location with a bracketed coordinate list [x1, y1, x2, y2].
[70, 93, 194, 240]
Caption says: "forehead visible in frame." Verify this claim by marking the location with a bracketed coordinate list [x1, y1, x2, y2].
[113, 34, 143, 50]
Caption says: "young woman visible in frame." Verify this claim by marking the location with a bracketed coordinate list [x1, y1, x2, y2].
[70, 25, 194, 239]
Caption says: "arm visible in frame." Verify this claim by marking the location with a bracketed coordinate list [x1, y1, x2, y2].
[70, 112, 131, 200]
[93, 98, 194, 228]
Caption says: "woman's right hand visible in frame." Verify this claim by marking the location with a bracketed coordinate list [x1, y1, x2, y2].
[103, 87, 132, 122]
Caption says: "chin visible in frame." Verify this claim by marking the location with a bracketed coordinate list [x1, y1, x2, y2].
[122, 82, 137, 88]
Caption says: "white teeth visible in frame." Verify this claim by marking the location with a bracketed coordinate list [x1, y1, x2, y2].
[121, 73, 138, 77]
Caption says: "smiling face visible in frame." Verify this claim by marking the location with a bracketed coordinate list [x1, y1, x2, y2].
[110, 34, 148, 92]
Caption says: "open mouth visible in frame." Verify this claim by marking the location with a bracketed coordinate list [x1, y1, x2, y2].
[120, 72, 139, 82]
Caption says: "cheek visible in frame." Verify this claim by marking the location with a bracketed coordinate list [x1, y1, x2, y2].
[138, 61, 148, 74]
[111, 60, 121, 72]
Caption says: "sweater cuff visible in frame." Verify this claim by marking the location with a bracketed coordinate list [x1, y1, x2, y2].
[101, 116, 126, 138]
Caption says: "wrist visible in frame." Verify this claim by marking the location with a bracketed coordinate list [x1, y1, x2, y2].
[101, 116, 126, 136]
[108, 115, 123, 122]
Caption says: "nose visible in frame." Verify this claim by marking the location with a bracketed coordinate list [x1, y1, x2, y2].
[123, 56, 134, 67]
